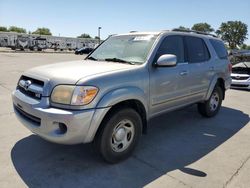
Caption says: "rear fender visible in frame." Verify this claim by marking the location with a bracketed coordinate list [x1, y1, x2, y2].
[205, 75, 226, 100]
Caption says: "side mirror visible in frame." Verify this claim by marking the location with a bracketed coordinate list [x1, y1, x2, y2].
[155, 54, 177, 67]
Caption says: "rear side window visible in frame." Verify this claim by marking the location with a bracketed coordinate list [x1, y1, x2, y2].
[185, 36, 210, 63]
[209, 39, 228, 59]
[155, 35, 184, 63]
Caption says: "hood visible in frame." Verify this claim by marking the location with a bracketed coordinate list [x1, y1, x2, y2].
[233, 62, 250, 68]
[24, 60, 135, 85]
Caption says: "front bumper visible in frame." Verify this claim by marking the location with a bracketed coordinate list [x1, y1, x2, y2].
[12, 90, 109, 144]
[231, 80, 250, 90]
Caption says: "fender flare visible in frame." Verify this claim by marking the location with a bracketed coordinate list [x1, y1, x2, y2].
[96, 87, 148, 113]
[205, 75, 223, 100]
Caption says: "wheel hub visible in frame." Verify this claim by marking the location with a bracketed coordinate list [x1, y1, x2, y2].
[210, 92, 219, 111]
[111, 119, 135, 153]
[114, 127, 126, 141]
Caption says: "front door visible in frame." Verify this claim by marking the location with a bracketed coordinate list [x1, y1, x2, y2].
[149, 35, 190, 117]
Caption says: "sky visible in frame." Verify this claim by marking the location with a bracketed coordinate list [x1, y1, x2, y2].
[0, 0, 250, 44]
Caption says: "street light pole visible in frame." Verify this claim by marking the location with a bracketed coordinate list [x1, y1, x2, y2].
[98, 27, 102, 44]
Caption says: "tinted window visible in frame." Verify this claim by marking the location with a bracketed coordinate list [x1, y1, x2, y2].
[209, 39, 228, 59]
[185, 36, 210, 63]
[155, 35, 184, 63]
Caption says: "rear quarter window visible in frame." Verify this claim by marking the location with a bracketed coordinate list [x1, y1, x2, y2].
[209, 39, 228, 59]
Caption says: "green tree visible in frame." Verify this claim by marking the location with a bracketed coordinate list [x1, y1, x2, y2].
[0, 26, 8, 32]
[240, 44, 247, 50]
[240, 44, 250, 50]
[216, 21, 248, 49]
[8, 26, 26, 33]
[94, 36, 100, 40]
[77, 33, 91, 38]
[177, 26, 190, 30]
[191, 23, 214, 33]
[32, 27, 52, 35]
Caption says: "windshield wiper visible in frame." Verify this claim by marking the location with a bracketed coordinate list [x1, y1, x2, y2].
[86, 56, 98, 61]
[104, 58, 135, 65]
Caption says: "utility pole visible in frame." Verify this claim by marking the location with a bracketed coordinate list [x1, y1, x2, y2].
[98, 27, 102, 44]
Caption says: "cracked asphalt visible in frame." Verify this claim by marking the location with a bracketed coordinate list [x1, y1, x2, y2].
[0, 52, 249, 188]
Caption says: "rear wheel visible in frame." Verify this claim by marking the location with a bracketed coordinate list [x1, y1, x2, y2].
[94, 108, 142, 163]
[198, 85, 223, 117]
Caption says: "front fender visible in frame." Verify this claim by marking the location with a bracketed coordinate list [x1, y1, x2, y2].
[96, 87, 148, 113]
[83, 87, 148, 143]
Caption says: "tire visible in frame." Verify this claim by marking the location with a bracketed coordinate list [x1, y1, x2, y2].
[198, 85, 223, 117]
[94, 108, 142, 163]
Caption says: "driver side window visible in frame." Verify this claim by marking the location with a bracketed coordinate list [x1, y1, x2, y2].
[154, 35, 185, 63]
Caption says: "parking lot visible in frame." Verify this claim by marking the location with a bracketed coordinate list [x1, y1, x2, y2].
[0, 52, 249, 188]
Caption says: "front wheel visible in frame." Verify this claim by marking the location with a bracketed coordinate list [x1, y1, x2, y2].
[94, 108, 142, 163]
[198, 86, 223, 117]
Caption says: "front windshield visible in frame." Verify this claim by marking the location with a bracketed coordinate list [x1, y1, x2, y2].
[88, 34, 157, 64]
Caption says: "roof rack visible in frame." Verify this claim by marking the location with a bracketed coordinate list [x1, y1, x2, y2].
[171, 28, 217, 38]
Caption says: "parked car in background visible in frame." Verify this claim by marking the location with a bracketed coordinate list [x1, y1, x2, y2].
[75, 47, 94, 55]
[231, 62, 250, 90]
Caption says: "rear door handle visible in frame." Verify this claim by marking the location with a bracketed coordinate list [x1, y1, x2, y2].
[180, 71, 188, 76]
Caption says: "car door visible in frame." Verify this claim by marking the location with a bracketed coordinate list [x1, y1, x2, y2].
[184, 36, 213, 101]
[149, 35, 190, 117]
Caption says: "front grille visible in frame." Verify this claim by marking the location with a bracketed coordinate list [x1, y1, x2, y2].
[231, 84, 249, 88]
[17, 76, 44, 100]
[20, 75, 44, 86]
[232, 69, 250, 75]
[14, 105, 41, 126]
[231, 76, 250, 80]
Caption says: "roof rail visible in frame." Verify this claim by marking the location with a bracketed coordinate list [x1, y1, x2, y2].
[172, 28, 217, 38]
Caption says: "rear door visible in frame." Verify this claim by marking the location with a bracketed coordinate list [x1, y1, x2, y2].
[184, 36, 213, 100]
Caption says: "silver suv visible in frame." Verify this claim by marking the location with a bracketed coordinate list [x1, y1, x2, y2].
[12, 30, 232, 163]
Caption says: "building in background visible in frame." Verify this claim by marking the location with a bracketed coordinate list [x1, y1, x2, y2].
[0, 32, 99, 51]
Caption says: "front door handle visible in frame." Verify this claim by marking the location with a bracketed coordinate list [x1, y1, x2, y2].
[180, 71, 188, 76]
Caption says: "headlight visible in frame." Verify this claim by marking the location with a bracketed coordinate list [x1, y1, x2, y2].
[71, 86, 98, 105]
[51, 85, 98, 105]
